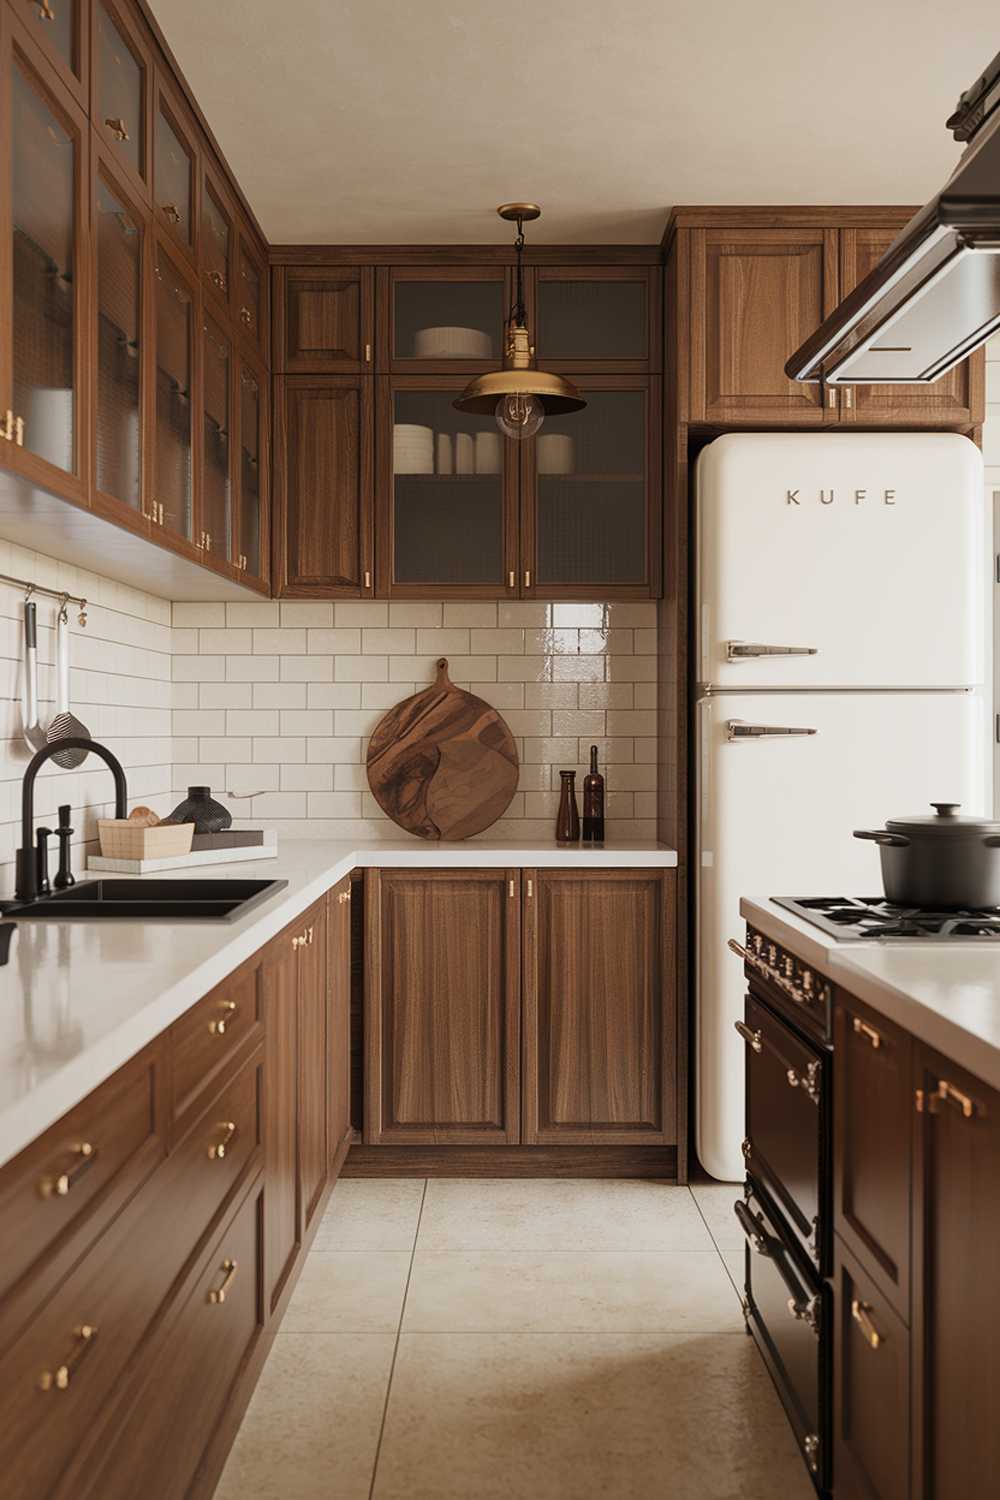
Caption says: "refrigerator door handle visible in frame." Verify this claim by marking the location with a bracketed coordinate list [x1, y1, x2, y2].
[726, 720, 818, 741]
[725, 641, 819, 661]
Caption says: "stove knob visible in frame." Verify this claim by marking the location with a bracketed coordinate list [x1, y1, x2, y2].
[783, 955, 795, 979]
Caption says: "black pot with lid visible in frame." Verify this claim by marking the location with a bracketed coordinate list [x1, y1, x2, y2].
[854, 802, 1000, 909]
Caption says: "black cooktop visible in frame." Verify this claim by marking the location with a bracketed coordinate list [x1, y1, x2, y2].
[773, 896, 1000, 941]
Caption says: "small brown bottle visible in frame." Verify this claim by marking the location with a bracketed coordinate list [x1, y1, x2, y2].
[555, 770, 580, 844]
[582, 744, 605, 845]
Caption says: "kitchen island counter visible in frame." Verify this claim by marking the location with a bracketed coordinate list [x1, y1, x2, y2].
[0, 841, 677, 1168]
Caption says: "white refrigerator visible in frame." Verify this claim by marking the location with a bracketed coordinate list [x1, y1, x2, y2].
[695, 432, 988, 1182]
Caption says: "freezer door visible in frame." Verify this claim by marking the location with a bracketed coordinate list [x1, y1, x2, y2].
[696, 690, 986, 1182]
[696, 432, 984, 689]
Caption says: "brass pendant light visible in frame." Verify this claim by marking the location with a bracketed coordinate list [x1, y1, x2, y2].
[453, 204, 585, 438]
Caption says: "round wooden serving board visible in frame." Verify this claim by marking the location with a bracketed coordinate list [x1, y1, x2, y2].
[366, 659, 519, 840]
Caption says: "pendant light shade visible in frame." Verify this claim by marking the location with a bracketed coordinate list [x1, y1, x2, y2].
[453, 204, 585, 438]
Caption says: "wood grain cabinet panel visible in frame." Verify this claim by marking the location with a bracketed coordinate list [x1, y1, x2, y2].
[838, 228, 984, 427]
[276, 265, 372, 372]
[170, 960, 264, 1141]
[298, 902, 330, 1235]
[14, 0, 89, 109]
[834, 1234, 911, 1500]
[689, 227, 838, 424]
[912, 1046, 1000, 1500]
[834, 996, 912, 1316]
[365, 868, 521, 1144]
[273, 375, 374, 596]
[522, 869, 675, 1144]
[328, 876, 353, 1163]
[261, 923, 299, 1315]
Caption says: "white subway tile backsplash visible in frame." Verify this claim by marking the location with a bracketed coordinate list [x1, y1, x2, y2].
[253, 736, 306, 763]
[174, 655, 224, 683]
[281, 764, 334, 792]
[227, 710, 280, 736]
[279, 655, 333, 681]
[174, 602, 226, 627]
[280, 710, 335, 737]
[280, 601, 335, 627]
[227, 602, 280, 627]
[200, 628, 252, 654]
[388, 601, 443, 627]
[254, 683, 308, 709]
[335, 601, 388, 627]
[337, 654, 386, 682]
[415, 628, 470, 655]
[307, 628, 361, 654]
[253, 628, 307, 655]
[444, 602, 499, 627]
[308, 682, 362, 709]
[362, 628, 416, 654]
[228, 655, 280, 682]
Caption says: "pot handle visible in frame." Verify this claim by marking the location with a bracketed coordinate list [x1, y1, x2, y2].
[853, 829, 911, 847]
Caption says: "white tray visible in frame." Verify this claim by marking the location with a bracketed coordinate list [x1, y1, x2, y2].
[87, 833, 277, 875]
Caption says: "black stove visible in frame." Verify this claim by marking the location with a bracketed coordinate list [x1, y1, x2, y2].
[773, 895, 1000, 941]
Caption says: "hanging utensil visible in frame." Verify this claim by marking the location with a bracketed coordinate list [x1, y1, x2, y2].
[21, 602, 47, 754]
[47, 604, 90, 768]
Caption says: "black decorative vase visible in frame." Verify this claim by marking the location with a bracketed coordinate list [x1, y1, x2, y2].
[165, 785, 232, 833]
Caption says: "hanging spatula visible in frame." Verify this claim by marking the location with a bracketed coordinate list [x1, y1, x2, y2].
[21, 602, 48, 755]
[47, 605, 90, 768]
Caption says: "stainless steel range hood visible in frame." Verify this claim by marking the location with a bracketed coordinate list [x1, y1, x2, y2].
[786, 50, 1000, 385]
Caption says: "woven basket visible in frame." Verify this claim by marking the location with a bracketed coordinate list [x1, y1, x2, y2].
[97, 820, 195, 860]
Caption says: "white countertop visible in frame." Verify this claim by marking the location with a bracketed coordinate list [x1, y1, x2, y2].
[0, 840, 677, 1169]
[741, 896, 1000, 1093]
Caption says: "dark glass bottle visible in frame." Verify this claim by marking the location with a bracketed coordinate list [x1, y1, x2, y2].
[555, 770, 580, 845]
[582, 744, 605, 845]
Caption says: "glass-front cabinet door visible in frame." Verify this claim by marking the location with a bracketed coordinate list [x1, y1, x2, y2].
[153, 79, 196, 259]
[200, 167, 232, 310]
[521, 377, 660, 599]
[533, 267, 659, 372]
[236, 358, 267, 587]
[380, 267, 506, 373]
[18, 0, 87, 106]
[2, 29, 88, 502]
[236, 235, 265, 357]
[376, 377, 516, 598]
[200, 316, 232, 568]
[92, 159, 144, 526]
[152, 239, 196, 548]
[93, 0, 149, 197]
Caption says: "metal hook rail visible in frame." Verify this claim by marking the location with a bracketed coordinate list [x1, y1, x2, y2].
[0, 572, 88, 625]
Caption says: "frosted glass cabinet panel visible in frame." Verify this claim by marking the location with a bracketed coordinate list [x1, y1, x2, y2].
[94, 169, 142, 512]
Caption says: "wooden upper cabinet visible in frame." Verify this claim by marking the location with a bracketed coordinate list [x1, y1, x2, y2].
[364, 868, 521, 1145]
[152, 73, 196, 262]
[200, 162, 234, 311]
[235, 353, 268, 589]
[522, 869, 675, 1145]
[200, 313, 234, 570]
[1, 15, 90, 506]
[151, 235, 198, 551]
[276, 265, 373, 373]
[378, 265, 507, 373]
[273, 375, 373, 596]
[16, 0, 88, 107]
[834, 996, 912, 1316]
[520, 375, 661, 599]
[91, 0, 150, 200]
[533, 265, 661, 372]
[689, 226, 839, 424]
[838, 227, 985, 427]
[236, 232, 266, 358]
[912, 1046, 1000, 1499]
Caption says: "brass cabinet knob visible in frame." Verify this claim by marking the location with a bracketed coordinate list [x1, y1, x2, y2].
[162, 203, 182, 225]
[209, 270, 227, 291]
[34, 0, 57, 19]
[209, 999, 238, 1036]
[240, 305, 253, 326]
[39, 1324, 98, 1391]
[207, 1121, 237, 1161]
[38, 1142, 96, 1199]
[105, 116, 130, 142]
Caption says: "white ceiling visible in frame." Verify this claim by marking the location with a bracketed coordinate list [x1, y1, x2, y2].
[151, 0, 997, 244]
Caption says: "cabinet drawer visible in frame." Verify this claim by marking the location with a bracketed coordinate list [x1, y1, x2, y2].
[171, 1049, 262, 1249]
[171, 963, 264, 1136]
[78, 1178, 264, 1500]
[0, 1042, 165, 1316]
[834, 1235, 910, 1500]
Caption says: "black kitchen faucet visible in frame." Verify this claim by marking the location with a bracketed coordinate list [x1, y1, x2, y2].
[13, 738, 128, 905]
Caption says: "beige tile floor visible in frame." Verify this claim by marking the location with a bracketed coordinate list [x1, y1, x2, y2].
[214, 1178, 815, 1500]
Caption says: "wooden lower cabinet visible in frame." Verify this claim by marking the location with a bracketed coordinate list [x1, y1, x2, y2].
[912, 1045, 1000, 1500]
[299, 901, 330, 1235]
[365, 868, 521, 1144]
[328, 876, 353, 1163]
[833, 1235, 910, 1500]
[522, 868, 675, 1144]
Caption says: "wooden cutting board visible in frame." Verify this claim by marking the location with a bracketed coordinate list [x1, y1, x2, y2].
[366, 659, 519, 840]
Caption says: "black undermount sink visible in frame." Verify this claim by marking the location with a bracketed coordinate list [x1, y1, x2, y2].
[3, 877, 288, 922]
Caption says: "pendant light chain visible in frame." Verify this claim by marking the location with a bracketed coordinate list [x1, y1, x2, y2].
[511, 214, 527, 330]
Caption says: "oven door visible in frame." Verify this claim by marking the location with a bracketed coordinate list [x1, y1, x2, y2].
[736, 1179, 829, 1491]
[737, 988, 830, 1274]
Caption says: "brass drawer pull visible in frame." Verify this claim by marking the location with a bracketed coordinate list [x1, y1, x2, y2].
[39, 1324, 98, 1391]
[162, 203, 182, 225]
[39, 1142, 96, 1199]
[292, 934, 306, 950]
[853, 1016, 882, 1049]
[208, 1121, 237, 1161]
[851, 1298, 883, 1350]
[207, 1257, 238, 1305]
[734, 1019, 762, 1054]
[105, 116, 130, 142]
[932, 1079, 978, 1119]
[209, 270, 227, 292]
[209, 999, 238, 1036]
[306, 925, 314, 946]
[14, 415, 24, 447]
[240, 305, 253, 326]
[337, 890, 351, 905]
[33, 1, 57, 19]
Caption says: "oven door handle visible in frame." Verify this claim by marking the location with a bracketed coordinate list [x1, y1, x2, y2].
[734, 1199, 821, 1338]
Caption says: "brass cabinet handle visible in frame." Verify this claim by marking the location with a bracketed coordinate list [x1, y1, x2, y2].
[292, 933, 306, 950]
[207, 1257, 238, 1305]
[931, 1079, 978, 1119]
[508, 878, 515, 898]
[306, 925, 314, 945]
[508, 570, 515, 588]
[105, 116, 130, 142]
[209, 999, 238, 1036]
[209, 270, 227, 291]
[844, 388, 853, 410]
[363, 569, 372, 589]
[827, 387, 836, 409]
[364, 342, 372, 363]
[39, 1324, 98, 1391]
[207, 1121, 237, 1161]
[38, 1142, 97, 1199]
[851, 1298, 883, 1350]
[162, 203, 182, 225]
[785, 1061, 822, 1106]
[526, 878, 534, 898]
[33, 1, 57, 20]
[205, 531, 212, 551]
[240, 305, 253, 326]
[524, 570, 531, 588]
[852, 1016, 882, 1049]
[2, 409, 13, 442]
[14, 415, 24, 447]
[337, 889, 351, 905]
[734, 1019, 762, 1054]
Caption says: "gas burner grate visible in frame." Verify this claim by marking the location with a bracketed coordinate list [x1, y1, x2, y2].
[772, 895, 1000, 941]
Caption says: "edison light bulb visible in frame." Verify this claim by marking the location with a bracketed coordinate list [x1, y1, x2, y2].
[495, 392, 544, 440]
